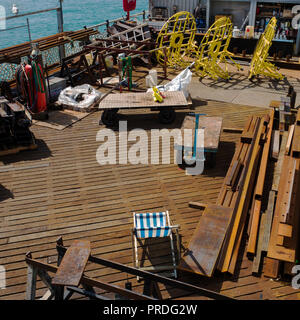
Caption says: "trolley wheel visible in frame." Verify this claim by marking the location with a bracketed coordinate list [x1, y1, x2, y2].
[158, 108, 176, 124]
[100, 109, 118, 127]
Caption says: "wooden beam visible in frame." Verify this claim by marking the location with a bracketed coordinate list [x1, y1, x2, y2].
[285, 125, 295, 155]
[261, 191, 276, 253]
[263, 257, 280, 278]
[271, 130, 280, 160]
[292, 125, 300, 158]
[296, 109, 300, 126]
[279, 158, 296, 224]
[267, 156, 299, 262]
[221, 118, 264, 272]
[222, 127, 244, 133]
[278, 223, 293, 238]
[252, 213, 267, 274]
[272, 132, 288, 192]
[248, 111, 274, 255]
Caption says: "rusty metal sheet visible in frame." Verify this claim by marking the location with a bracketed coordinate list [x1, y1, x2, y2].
[99, 91, 188, 109]
[52, 240, 91, 287]
[178, 204, 233, 277]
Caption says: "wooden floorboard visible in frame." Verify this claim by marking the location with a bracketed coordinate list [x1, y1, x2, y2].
[0, 99, 298, 300]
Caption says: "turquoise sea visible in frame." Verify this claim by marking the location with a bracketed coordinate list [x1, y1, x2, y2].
[0, 0, 148, 49]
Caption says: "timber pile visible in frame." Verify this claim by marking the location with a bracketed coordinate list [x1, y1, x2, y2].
[0, 28, 99, 65]
[180, 113, 272, 276]
[252, 108, 300, 278]
[181, 100, 300, 280]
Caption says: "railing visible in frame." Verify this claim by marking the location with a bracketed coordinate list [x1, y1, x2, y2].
[0, 10, 148, 82]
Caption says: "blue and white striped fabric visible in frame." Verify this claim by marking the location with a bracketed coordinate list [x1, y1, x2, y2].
[134, 212, 171, 239]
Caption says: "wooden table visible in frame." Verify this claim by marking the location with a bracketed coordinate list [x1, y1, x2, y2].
[98, 91, 188, 126]
[174, 115, 223, 168]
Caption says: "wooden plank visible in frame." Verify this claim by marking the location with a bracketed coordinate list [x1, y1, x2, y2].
[0, 100, 275, 301]
[261, 191, 276, 252]
[263, 257, 280, 278]
[252, 213, 267, 274]
[241, 131, 254, 144]
[225, 160, 242, 188]
[267, 157, 298, 262]
[178, 204, 233, 277]
[221, 118, 264, 272]
[99, 91, 188, 109]
[282, 159, 300, 253]
[271, 130, 280, 160]
[297, 109, 300, 126]
[269, 100, 280, 109]
[292, 125, 300, 158]
[254, 111, 274, 199]
[228, 140, 263, 274]
[285, 125, 295, 155]
[272, 132, 288, 192]
[278, 223, 292, 238]
[52, 240, 91, 287]
[279, 158, 297, 224]
[222, 127, 243, 133]
[247, 111, 274, 255]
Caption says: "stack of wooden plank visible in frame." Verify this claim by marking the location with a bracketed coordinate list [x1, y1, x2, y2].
[179, 113, 272, 277]
[253, 107, 300, 278]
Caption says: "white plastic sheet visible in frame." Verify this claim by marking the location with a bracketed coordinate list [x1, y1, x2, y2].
[58, 84, 102, 111]
[147, 67, 192, 98]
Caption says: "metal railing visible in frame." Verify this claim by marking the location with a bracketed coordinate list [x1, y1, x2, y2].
[0, 10, 149, 82]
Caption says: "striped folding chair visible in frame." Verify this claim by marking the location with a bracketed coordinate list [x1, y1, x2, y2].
[131, 211, 180, 278]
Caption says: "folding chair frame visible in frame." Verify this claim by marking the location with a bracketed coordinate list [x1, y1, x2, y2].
[131, 210, 180, 279]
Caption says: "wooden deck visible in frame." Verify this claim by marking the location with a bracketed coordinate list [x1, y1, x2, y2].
[0, 98, 299, 300]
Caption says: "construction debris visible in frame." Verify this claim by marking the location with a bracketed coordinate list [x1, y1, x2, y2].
[180, 90, 299, 279]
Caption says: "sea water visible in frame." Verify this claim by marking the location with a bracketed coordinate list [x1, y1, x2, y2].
[0, 0, 148, 49]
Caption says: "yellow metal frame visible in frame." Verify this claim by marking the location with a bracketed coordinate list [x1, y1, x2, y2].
[248, 17, 284, 80]
[195, 17, 241, 80]
[156, 11, 197, 69]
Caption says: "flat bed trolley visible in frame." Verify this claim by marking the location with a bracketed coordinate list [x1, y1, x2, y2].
[98, 91, 189, 126]
[175, 115, 223, 168]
